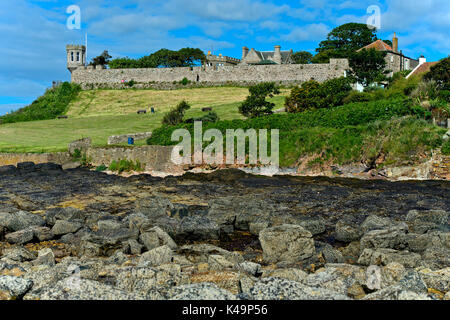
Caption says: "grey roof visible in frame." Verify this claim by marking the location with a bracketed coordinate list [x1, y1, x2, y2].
[255, 50, 293, 64]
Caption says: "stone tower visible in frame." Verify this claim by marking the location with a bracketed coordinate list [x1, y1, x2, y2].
[66, 44, 86, 73]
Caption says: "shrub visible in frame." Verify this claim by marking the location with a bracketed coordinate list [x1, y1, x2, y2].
[162, 100, 191, 125]
[424, 57, 450, 90]
[108, 159, 143, 173]
[239, 82, 280, 118]
[185, 111, 219, 123]
[342, 91, 373, 104]
[442, 140, 450, 155]
[285, 77, 352, 113]
[95, 164, 107, 172]
[148, 97, 421, 147]
[180, 77, 190, 85]
[0, 82, 81, 124]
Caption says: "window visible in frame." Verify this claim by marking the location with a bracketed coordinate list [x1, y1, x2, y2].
[390, 56, 394, 63]
[71, 52, 74, 62]
[77, 52, 80, 62]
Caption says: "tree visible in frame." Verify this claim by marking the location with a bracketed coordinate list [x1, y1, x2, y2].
[90, 50, 112, 66]
[292, 51, 313, 64]
[424, 57, 450, 90]
[315, 23, 378, 62]
[239, 82, 280, 118]
[349, 48, 388, 87]
[285, 77, 352, 113]
[109, 48, 206, 69]
[162, 100, 191, 125]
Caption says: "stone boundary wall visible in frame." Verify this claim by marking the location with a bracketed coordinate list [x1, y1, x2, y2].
[85, 145, 181, 172]
[0, 146, 181, 173]
[0, 152, 72, 167]
[107, 132, 153, 145]
[71, 59, 349, 88]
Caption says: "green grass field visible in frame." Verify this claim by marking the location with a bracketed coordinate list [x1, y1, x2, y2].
[0, 87, 289, 153]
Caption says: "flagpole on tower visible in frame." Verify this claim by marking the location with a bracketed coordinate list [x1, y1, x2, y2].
[85, 33, 88, 66]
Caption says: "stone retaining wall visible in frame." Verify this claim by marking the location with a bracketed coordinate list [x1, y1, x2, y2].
[107, 132, 153, 145]
[0, 152, 72, 167]
[71, 59, 349, 88]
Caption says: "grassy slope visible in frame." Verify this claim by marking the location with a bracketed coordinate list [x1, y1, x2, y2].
[0, 87, 288, 153]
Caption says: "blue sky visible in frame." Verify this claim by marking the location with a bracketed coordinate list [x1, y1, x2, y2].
[0, 0, 449, 115]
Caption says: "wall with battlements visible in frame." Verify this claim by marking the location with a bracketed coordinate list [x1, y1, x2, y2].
[71, 59, 349, 88]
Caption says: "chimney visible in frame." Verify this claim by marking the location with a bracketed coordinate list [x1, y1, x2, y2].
[242, 46, 249, 60]
[274, 45, 282, 64]
[419, 55, 426, 65]
[392, 32, 398, 53]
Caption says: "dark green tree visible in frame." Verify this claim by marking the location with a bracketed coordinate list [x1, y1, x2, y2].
[90, 50, 112, 66]
[239, 82, 280, 118]
[162, 100, 191, 125]
[292, 51, 313, 64]
[349, 48, 388, 87]
[314, 23, 378, 63]
[424, 57, 450, 90]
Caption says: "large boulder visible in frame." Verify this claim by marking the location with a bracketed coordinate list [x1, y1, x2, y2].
[168, 283, 236, 300]
[259, 224, 315, 264]
[360, 224, 408, 251]
[0, 276, 33, 298]
[138, 245, 173, 267]
[139, 226, 177, 251]
[358, 248, 421, 268]
[249, 277, 350, 300]
[335, 219, 363, 243]
[0, 211, 45, 232]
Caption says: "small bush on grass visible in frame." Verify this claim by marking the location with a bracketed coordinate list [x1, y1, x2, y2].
[162, 100, 191, 125]
[108, 159, 143, 173]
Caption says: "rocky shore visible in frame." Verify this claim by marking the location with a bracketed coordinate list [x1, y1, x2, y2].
[0, 162, 449, 300]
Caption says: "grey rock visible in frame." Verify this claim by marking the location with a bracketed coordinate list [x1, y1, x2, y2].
[98, 219, 122, 231]
[28, 278, 147, 300]
[297, 217, 326, 236]
[139, 226, 177, 251]
[259, 224, 315, 264]
[208, 255, 234, 271]
[169, 283, 236, 300]
[361, 215, 392, 233]
[262, 268, 308, 283]
[303, 264, 366, 295]
[45, 207, 85, 226]
[31, 226, 54, 242]
[249, 277, 350, 300]
[0, 275, 33, 297]
[406, 209, 448, 226]
[398, 270, 428, 293]
[236, 262, 261, 276]
[358, 248, 421, 268]
[178, 244, 244, 265]
[0, 211, 45, 232]
[362, 285, 430, 300]
[124, 239, 143, 255]
[5, 228, 34, 244]
[360, 224, 408, 250]
[316, 242, 345, 263]
[418, 268, 450, 293]
[176, 216, 220, 241]
[139, 245, 173, 267]
[51, 220, 82, 236]
[2, 247, 37, 262]
[420, 246, 450, 270]
[33, 248, 55, 267]
[335, 219, 363, 243]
